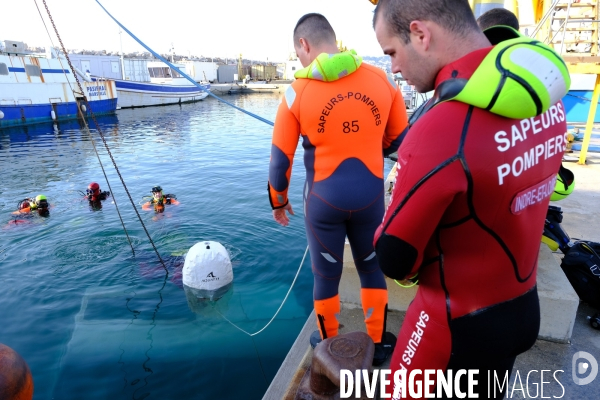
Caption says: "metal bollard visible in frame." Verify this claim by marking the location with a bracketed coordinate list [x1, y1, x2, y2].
[295, 331, 375, 400]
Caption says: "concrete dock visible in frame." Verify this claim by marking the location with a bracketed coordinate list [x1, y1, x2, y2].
[263, 147, 600, 399]
[210, 81, 290, 95]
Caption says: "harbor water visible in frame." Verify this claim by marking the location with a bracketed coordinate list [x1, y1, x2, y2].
[0, 93, 362, 399]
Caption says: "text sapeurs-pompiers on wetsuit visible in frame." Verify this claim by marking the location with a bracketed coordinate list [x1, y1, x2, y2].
[374, 31, 570, 398]
[268, 50, 408, 347]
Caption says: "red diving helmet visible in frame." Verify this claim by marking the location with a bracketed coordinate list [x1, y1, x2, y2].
[87, 182, 101, 199]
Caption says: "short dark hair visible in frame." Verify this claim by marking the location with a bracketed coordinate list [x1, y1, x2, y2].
[477, 7, 520, 31]
[293, 13, 336, 47]
[373, 0, 480, 44]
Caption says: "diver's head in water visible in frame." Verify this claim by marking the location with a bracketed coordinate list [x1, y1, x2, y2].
[86, 182, 101, 201]
[18, 200, 30, 211]
[34, 195, 48, 211]
[0, 343, 34, 400]
[30, 195, 49, 216]
[151, 185, 164, 203]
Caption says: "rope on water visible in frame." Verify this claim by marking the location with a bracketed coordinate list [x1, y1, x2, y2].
[217, 245, 309, 337]
[94, 0, 274, 127]
[40, 0, 168, 272]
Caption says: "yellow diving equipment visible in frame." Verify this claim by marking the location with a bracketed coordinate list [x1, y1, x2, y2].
[294, 50, 362, 82]
[449, 27, 571, 119]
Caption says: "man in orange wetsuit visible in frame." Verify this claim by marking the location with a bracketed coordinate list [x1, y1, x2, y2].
[268, 13, 408, 365]
[372, 0, 568, 397]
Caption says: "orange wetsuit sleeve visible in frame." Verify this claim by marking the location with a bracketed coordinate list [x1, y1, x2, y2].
[383, 82, 409, 156]
[268, 90, 301, 209]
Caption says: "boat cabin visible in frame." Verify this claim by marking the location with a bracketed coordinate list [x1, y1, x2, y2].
[147, 61, 188, 85]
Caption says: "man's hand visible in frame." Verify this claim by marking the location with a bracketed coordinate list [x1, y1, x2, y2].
[273, 203, 295, 226]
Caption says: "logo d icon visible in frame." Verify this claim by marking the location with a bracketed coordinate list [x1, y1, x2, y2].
[572, 351, 598, 385]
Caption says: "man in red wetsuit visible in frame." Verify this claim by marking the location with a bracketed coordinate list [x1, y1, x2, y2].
[372, 0, 568, 397]
[268, 13, 408, 365]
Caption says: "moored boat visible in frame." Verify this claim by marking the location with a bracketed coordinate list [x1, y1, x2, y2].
[113, 61, 209, 108]
[563, 74, 600, 123]
[0, 40, 117, 128]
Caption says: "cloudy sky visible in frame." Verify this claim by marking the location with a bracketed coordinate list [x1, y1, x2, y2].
[2, 0, 383, 61]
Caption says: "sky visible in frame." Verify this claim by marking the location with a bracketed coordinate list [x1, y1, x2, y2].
[1, 0, 384, 62]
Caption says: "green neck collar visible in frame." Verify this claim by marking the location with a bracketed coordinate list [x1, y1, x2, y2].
[445, 30, 570, 119]
[294, 49, 362, 82]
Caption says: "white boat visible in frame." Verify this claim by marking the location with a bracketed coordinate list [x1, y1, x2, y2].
[113, 61, 209, 108]
[0, 40, 118, 128]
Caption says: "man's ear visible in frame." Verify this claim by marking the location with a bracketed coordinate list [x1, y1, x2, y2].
[299, 37, 310, 54]
[409, 20, 432, 51]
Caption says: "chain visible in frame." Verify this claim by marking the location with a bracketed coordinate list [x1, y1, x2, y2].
[40, 0, 168, 273]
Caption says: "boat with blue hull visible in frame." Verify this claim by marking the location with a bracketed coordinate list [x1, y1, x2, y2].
[0, 41, 117, 129]
[561, 74, 600, 123]
[113, 61, 209, 108]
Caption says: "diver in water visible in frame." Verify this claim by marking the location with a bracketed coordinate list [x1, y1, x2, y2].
[85, 182, 110, 202]
[84, 182, 110, 210]
[5, 195, 49, 227]
[142, 186, 179, 212]
[16, 195, 50, 217]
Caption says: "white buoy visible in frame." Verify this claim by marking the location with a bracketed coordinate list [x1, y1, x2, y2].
[80, 104, 87, 112]
[50, 110, 56, 120]
[183, 241, 233, 301]
[0, 110, 4, 119]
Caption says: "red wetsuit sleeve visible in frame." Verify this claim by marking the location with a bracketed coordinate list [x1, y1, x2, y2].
[374, 108, 468, 279]
[268, 88, 301, 209]
[382, 83, 409, 156]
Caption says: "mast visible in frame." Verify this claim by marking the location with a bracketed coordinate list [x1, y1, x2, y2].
[119, 29, 125, 79]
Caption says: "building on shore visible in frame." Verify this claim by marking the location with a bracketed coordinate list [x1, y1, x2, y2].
[67, 53, 219, 83]
[284, 59, 302, 80]
[217, 64, 238, 83]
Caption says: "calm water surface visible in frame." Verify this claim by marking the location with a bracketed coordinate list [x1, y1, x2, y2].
[0, 93, 326, 400]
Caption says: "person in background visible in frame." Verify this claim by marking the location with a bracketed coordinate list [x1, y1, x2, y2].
[268, 13, 408, 366]
[477, 6, 520, 31]
[16, 195, 50, 217]
[84, 182, 111, 211]
[0, 343, 34, 400]
[85, 182, 110, 202]
[372, 0, 569, 397]
[142, 186, 179, 212]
